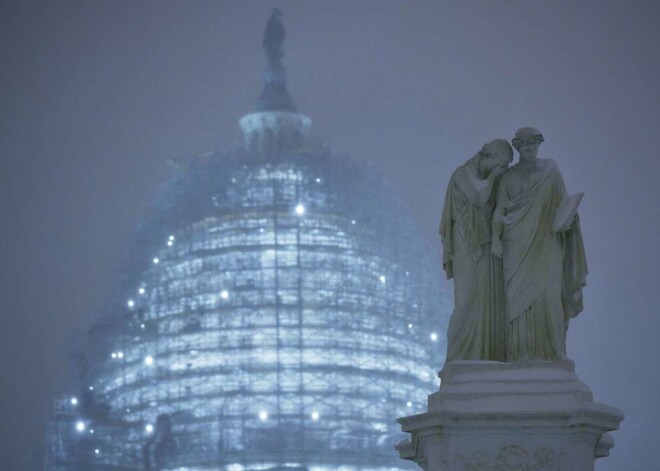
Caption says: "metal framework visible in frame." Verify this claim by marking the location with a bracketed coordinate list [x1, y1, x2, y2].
[46, 144, 450, 470]
[45, 11, 451, 471]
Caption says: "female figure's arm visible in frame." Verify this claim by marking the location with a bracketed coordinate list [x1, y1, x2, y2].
[491, 174, 509, 257]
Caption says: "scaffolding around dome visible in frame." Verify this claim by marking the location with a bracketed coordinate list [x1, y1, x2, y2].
[44, 10, 451, 471]
[45, 139, 449, 470]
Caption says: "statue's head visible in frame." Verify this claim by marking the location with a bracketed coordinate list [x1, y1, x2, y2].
[512, 127, 544, 157]
[478, 139, 513, 174]
[489, 139, 514, 164]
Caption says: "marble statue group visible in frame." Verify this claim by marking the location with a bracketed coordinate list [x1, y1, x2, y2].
[399, 128, 621, 470]
[440, 127, 588, 362]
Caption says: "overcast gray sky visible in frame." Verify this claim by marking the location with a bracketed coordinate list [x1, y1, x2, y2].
[1, 1, 659, 469]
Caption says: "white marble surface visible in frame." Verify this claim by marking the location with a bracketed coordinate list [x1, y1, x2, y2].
[397, 360, 623, 471]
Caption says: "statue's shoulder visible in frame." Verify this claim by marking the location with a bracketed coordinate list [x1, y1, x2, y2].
[539, 158, 559, 170]
[450, 165, 476, 201]
[500, 163, 520, 182]
[451, 163, 468, 178]
[539, 159, 565, 180]
[449, 164, 469, 187]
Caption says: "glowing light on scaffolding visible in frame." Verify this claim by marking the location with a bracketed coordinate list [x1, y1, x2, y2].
[45, 129, 449, 469]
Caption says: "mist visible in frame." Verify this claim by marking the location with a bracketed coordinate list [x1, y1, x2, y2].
[1, 1, 659, 469]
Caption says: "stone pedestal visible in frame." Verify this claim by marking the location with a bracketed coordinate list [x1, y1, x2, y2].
[397, 360, 623, 471]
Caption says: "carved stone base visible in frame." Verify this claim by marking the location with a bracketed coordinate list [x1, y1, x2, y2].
[396, 360, 623, 471]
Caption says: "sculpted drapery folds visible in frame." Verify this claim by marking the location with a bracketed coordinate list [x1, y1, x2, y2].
[440, 139, 512, 362]
[492, 128, 588, 361]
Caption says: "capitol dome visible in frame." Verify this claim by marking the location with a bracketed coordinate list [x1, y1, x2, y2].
[46, 10, 450, 471]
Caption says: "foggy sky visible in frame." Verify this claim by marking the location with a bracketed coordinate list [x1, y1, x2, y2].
[1, 1, 659, 470]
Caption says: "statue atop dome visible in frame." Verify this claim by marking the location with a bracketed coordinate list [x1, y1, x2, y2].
[240, 9, 311, 157]
[255, 8, 296, 113]
[263, 8, 285, 63]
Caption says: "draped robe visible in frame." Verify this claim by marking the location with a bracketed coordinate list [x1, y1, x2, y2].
[494, 159, 587, 361]
[440, 165, 506, 362]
